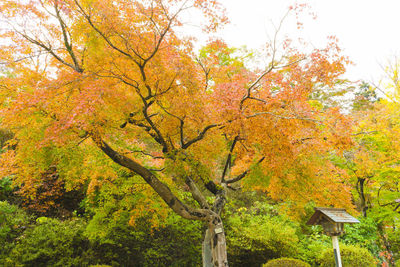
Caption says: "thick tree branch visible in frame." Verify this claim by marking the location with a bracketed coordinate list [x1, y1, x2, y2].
[141, 101, 169, 153]
[221, 136, 239, 183]
[185, 177, 210, 209]
[91, 134, 212, 221]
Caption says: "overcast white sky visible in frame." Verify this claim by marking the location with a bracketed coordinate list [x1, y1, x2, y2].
[209, 0, 400, 83]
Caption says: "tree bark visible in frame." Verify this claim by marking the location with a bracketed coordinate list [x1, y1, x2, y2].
[202, 217, 228, 267]
[356, 178, 368, 217]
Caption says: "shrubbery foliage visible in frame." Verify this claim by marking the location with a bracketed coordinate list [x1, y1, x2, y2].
[318, 244, 376, 267]
[263, 257, 311, 267]
[1, 198, 386, 267]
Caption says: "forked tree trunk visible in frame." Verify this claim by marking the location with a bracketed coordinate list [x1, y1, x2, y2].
[202, 218, 228, 267]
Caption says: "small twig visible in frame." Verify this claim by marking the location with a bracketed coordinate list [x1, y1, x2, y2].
[124, 150, 164, 159]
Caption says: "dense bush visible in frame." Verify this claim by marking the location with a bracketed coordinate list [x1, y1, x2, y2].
[5, 217, 94, 266]
[0, 201, 31, 265]
[263, 257, 311, 267]
[84, 178, 204, 267]
[297, 227, 331, 266]
[0, 197, 387, 267]
[318, 244, 376, 267]
[297, 216, 382, 266]
[225, 201, 299, 266]
[2, 209, 203, 266]
[0, 176, 14, 201]
[86, 207, 203, 266]
[341, 216, 381, 257]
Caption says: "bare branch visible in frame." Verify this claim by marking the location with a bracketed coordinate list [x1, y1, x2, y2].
[16, 30, 79, 72]
[196, 57, 211, 91]
[352, 131, 378, 136]
[182, 124, 220, 149]
[53, 2, 83, 72]
[221, 136, 239, 183]
[372, 82, 398, 103]
[0, 49, 63, 65]
[225, 157, 265, 184]
[239, 57, 305, 110]
[123, 150, 164, 159]
[246, 111, 322, 124]
[73, 0, 140, 62]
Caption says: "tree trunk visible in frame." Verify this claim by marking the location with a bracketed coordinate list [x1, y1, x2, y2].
[356, 178, 368, 217]
[202, 218, 228, 267]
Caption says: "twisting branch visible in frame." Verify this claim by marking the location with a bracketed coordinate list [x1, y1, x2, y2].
[352, 131, 378, 136]
[239, 57, 305, 110]
[154, 100, 186, 147]
[240, 66, 274, 110]
[96, 72, 140, 89]
[196, 57, 211, 91]
[239, 8, 306, 111]
[246, 111, 322, 124]
[185, 177, 210, 209]
[74, 0, 185, 154]
[221, 136, 239, 183]
[15, 29, 82, 73]
[377, 183, 400, 211]
[141, 100, 169, 153]
[96, 72, 168, 152]
[225, 157, 265, 184]
[182, 124, 220, 149]
[53, 1, 83, 72]
[153, 74, 177, 97]
[123, 149, 164, 159]
[128, 111, 169, 153]
[73, 0, 141, 62]
[91, 133, 212, 221]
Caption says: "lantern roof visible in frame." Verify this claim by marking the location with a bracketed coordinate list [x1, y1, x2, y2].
[306, 207, 359, 225]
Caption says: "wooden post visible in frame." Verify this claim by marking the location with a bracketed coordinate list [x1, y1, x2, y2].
[306, 208, 359, 267]
[331, 235, 342, 267]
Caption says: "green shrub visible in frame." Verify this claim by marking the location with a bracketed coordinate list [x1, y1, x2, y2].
[341, 216, 381, 257]
[263, 257, 311, 267]
[225, 201, 299, 266]
[388, 227, 400, 262]
[297, 228, 331, 266]
[318, 244, 376, 267]
[0, 201, 31, 265]
[0, 176, 14, 201]
[86, 206, 203, 267]
[6, 217, 94, 266]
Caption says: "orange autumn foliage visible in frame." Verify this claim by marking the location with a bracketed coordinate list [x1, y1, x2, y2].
[0, 0, 354, 222]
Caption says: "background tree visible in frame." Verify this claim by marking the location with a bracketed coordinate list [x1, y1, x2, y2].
[0, 0, 354, 265]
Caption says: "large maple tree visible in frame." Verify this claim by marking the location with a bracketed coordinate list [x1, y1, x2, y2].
[0, 0, 354, 265]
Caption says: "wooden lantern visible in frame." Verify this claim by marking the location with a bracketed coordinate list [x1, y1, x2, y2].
[307, 207, 359, 267]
